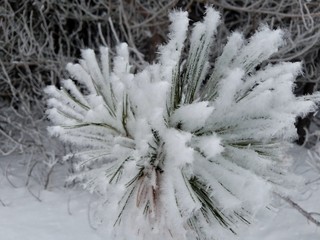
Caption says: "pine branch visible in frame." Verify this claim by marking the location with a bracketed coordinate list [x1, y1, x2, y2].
[46, 6, 320, 240]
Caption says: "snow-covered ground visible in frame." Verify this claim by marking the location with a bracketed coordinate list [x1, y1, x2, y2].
[0, 155, 103, 240]
[0, 146, 319, 240]
[246, 146, 320, 240]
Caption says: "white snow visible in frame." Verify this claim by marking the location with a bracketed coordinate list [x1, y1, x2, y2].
[170, 101, 214, 132]
[245, 146, 320, 240]
[1, 146, 319, 240]
[0, 156, 103, 240]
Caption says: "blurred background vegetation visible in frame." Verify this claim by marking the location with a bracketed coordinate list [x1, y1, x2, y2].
[1, 0, 320, 164]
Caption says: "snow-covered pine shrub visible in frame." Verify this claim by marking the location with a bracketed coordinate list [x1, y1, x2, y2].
[45, 7, 320, 240]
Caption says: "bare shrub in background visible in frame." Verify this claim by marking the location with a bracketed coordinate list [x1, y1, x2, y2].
[1, 0, 320, 186]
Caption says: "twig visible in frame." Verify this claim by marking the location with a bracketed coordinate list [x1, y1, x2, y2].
[108, 17, 120, 44]
[275, 192, 320, 227]
[87, 199, 99, 230]
[209, 0, 320, 18]
[305, 176, 320, 185]
[25, 160, 38, 187]
[67, 195, 73, 215]
[0, 198, 8, 207]
[27, 186, 42, 202]
[44, 164, 55, 190]
[5, 162, 19, 188]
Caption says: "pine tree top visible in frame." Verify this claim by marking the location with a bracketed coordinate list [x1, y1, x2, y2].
[45, 7, 320, 240]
